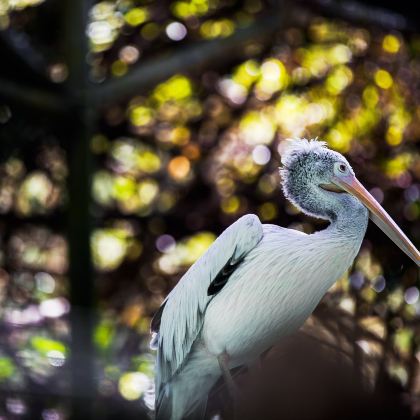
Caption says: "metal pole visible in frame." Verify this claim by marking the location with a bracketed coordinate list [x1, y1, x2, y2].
[62, 0, 96, 418]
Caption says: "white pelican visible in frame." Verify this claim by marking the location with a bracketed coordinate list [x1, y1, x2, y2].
[150, 139, 419, 420]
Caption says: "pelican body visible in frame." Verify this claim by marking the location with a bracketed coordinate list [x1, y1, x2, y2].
[151, 139, 420, 420]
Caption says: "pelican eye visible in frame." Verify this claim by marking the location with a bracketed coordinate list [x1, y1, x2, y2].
[334, 162, 348, 175]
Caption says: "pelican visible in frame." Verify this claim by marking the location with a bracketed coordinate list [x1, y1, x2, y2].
[150, 139, 419, 420]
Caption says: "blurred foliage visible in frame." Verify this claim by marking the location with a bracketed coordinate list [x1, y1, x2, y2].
[0, 0, 419, 418]
[0, 0, 45, 19]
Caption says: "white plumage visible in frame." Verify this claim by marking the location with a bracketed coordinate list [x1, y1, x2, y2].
[153, 214, 263, 390]
[151, 139, 420, 420]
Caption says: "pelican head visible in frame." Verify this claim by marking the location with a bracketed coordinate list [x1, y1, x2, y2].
[280, 138, 419, 266]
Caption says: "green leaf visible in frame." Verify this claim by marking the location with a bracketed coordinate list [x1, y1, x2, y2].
[31, 336, 67, 356]
[0, 357, 16, 380]
[94, 320, 115, 350]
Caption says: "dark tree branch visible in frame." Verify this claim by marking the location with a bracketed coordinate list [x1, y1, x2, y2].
[295, 0, 416, 32]
[0, 0, 415, 116]
[92, 11, 286, 106]
[0, 77, 65, 113]
[0, 29, 49, 78]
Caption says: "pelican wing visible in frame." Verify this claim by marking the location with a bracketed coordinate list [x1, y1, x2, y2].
[152, 214, 263, 390]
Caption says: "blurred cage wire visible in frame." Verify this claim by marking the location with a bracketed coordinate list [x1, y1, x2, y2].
[0, 0, 419, 419]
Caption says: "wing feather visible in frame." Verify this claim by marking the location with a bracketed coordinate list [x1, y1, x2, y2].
[153, 214, 263, 393]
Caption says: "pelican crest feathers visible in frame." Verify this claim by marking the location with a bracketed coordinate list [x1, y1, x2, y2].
[279, 137, 327, 168]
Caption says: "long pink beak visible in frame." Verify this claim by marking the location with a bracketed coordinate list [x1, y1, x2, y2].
[333, 174, 420, 266]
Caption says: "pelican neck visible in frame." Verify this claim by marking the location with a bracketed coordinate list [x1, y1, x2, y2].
[325, 195, 369, 240]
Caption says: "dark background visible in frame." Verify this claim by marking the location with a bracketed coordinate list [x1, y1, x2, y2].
[0, 0, 419, 419]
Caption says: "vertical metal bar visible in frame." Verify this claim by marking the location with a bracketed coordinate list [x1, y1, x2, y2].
[66, 107, 96, 419]
[62, 0, 96, 418]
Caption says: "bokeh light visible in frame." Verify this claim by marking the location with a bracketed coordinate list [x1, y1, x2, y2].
[0, 0, 419, 418]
